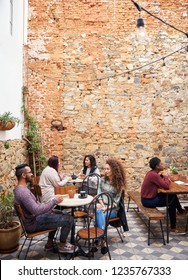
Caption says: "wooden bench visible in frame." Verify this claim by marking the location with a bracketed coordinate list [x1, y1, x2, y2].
[127, 191, 166, 245]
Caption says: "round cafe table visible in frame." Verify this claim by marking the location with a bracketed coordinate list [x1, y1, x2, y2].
[58, 193, 93, 208]
[58, 194, 93, 244]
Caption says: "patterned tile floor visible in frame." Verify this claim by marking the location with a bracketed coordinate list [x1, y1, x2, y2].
[1, 207, 188, 260]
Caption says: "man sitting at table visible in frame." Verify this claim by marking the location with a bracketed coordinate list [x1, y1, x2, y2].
[14, 163, 78, 253]
[141, 157, 188, 234]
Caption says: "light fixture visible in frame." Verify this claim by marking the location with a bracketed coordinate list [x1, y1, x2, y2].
[136, 16, 147, 38]
[131, 0, 188, 38]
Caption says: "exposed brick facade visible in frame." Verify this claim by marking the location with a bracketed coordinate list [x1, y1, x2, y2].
[24, 0, 188, 189]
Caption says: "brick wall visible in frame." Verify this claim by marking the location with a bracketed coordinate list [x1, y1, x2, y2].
[25, 0, 188, 189]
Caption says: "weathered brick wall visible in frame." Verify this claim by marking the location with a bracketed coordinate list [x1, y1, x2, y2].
[25, 0, 188, 190]
[0, 140, 28, 190]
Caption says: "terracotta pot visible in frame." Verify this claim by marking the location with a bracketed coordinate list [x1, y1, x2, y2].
[68, 192, 75, 199]
[169, 174, 179, 182]
[0, 221, 21, 253]
[0, 121, 15, 131]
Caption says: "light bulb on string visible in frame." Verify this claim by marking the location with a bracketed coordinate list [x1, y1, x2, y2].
[136, 14, 147, 39]
[127, 72, 131, 80]
[162, 58, 166, 72]
[98, 80, 101, 89]
[57, 80, 60, 90]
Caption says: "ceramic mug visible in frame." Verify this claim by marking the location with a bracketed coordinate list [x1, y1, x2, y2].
[80, 190, 86, 198]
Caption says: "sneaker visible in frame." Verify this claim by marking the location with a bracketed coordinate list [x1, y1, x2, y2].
[58, 242, 78, 253]
[170, 228, 186, 235]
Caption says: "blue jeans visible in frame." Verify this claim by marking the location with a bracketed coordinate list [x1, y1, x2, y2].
[141, 193, 183, 229]
[34, 212, 74, 243]
[96, 209, 117, 230]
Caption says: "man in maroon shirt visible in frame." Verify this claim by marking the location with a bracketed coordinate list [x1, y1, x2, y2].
[141, 157, 187, 234]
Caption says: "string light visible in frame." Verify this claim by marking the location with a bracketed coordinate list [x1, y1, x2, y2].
[131, 0, 188, 38]
[27, 45, 187, 85]
[57, 80, 60, 90]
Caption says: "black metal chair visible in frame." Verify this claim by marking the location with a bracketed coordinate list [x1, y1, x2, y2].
[108, 190, 129, 242]
[74, 173, 101, 222]
[73, 191, 113, 259]
[79, 173, 101, 196]
[14, 204, 60, 259]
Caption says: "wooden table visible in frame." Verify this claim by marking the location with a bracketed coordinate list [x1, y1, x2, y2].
[159, 180, 188, 243]
[58, 194, 93, 243]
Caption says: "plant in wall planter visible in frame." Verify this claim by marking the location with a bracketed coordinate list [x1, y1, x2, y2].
[0, 112, 20, 131]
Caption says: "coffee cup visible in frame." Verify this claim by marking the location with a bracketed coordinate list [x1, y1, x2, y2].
[80, 190, 86, 198]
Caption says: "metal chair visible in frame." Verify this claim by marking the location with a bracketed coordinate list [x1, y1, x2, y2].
[74, 173, 101, 220]
[108, 190, 129, 242]
[73, 191, 113, 259]
[79, 173, 101, 196]
[14, 204, 60, 259]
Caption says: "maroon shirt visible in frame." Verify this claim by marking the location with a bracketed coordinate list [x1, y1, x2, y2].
[141, 170, 170, 199]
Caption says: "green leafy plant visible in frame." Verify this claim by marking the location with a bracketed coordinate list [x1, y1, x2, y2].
[0, 112, 20, 126]
[23, 108, 47, 175]
[169, 165, 179, 174]
[0, 190, 15, 229]
[4, 142, 10, 149]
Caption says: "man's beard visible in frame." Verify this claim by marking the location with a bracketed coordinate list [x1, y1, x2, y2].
[26, 177, 32, 183]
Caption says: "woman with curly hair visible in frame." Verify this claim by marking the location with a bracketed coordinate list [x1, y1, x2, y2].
[96, 158, 126, 254]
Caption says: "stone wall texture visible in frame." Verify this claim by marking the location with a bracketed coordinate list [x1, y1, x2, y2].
[0, 140, 28, 190]
[23, 0, 188, 190]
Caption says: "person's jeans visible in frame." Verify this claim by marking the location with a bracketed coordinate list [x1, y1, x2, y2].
[141, 193, 182, 229]
[96, 209, 117, 230]
[33, 212, 74, 243]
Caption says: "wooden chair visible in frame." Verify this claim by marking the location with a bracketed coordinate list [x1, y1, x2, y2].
[30, 176, 42, 202]
[73, 191, 113, 259]
[14, 204, 60, 259]
[54, 185, 76, 195]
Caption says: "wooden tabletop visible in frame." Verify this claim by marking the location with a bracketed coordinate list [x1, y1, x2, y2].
[159, 180, 188, 194]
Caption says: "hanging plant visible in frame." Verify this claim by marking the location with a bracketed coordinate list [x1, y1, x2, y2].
[0, 112, 20, 131]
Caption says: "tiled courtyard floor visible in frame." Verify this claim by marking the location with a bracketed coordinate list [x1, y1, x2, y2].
[1, 206, 187, 260]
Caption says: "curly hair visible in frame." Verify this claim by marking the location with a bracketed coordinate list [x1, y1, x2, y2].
[105, 159, 126, 193]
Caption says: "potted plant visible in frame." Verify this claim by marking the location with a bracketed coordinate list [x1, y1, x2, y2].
[0, 111, 20, 130]
[169, 165, 179, 181]
[67, 189, 75, 199]
[0, 189, 21, 253]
